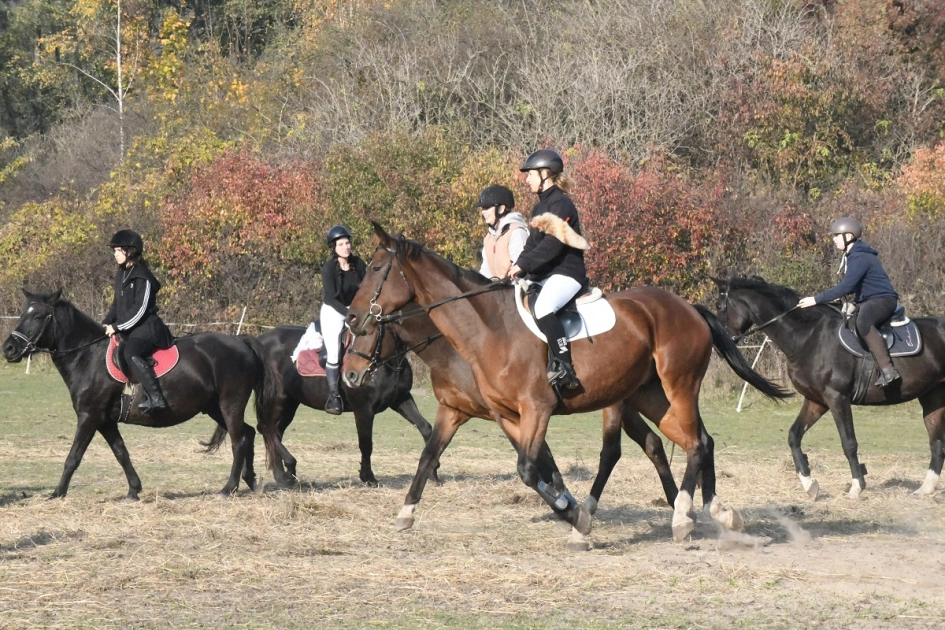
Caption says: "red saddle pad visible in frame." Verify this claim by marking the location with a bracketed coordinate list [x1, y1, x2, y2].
[106, 336, 180, 383]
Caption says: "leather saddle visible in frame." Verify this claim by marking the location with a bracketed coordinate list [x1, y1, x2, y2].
[838, 306, 923, 358]
[106, 336, 180, 384]
[296, 321, 350, 377]
[517, 280, 615, 342]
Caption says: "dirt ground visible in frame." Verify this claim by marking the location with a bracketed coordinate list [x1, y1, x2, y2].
[0, 416, 943, 630]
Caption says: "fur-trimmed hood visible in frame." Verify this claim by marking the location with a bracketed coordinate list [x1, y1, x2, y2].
[529, 213, 590, 250]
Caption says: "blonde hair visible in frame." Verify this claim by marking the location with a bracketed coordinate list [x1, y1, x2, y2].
[547, 171, 574, 195]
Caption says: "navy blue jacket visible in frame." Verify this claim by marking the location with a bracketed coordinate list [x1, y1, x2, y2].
[514, 186, 587, 285]
[814, 240, 898, 304]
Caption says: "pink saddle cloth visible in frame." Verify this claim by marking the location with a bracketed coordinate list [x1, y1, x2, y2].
[106, 336, 180, 383]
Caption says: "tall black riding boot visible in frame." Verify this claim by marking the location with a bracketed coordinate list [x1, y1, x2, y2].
[325, 364, 344, 415]
[535, 313, 581, 390]
[863, 328, 900, 387]
[130, 356, 168, 412]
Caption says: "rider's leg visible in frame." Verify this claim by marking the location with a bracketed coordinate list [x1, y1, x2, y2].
[534, 275, 583, 389]
[320, 304, 347, 414]
[123, 333, 167, 412]
[856, 297, 900, 387]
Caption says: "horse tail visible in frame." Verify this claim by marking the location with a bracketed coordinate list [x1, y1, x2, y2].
[239, 334, 281, 471]
[199, 424, 228, 453]
[693, 304, 792, 400]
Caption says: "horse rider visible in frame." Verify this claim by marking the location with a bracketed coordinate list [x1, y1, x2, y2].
[797, 217, 901, 387]
[103, 229, 174, 412]
[508, 149, 589, 390]
[320, 225, 367, 414]
[477, 184, 528, 279]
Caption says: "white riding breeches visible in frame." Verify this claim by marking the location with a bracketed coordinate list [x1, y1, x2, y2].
[533, 275, 583, 319]
[320, 303, 348, 367]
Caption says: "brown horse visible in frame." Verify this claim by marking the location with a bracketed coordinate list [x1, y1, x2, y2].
[345, 224, 789, 540]
[345, 305, 680, 549]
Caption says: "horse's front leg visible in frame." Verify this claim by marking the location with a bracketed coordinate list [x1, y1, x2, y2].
[52, 412, 102, 499]
[824, 393, 866, 498]
[916, 387, 945, 495]
[396, 404, 470, 531]
[97, 421, 143, 500]
[509, 410, 591, 536]
[390, 394, 439, 483]
[352, 406, 379, 486]
[788, 398, 829, 499]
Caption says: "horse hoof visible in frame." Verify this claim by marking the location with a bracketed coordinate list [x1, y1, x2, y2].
[583, 496, 599, 516]
[253, 477, 265, 495]
[848, 479, 864, 500]
[805, 479, 819, 500]
[393, 517, 414, 532]
[566, 530, 590, 552]
[574, 505, 592, 536]
[361, 477, 380, 488]
[123, 494, 140, 502]
[708, 500, 744, 532]
[672, 518, 694, 542]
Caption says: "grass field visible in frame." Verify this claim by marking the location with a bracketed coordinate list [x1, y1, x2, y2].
[0, 358, 943, 629]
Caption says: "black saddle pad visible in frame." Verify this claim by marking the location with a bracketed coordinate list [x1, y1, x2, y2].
[526, 286, 584, 340]
[837, 320, 923, 358]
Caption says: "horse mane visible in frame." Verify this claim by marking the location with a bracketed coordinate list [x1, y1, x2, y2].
[728, 276, 837, 323]
[44, 293, 108, 337]
[392, 233, 492, 287]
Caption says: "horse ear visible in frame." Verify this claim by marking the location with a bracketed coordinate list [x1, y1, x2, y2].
[370, 221, 393, 247]
[709, 277, 727, 290]
[47, 289, 62, 304]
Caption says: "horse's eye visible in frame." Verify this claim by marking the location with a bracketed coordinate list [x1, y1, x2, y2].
[372, 266, 382, 272]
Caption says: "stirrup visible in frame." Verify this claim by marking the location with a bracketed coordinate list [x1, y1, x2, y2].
[138, 394, 167, 412]
[325, 394, 343, 415]
[547, 359, 581, 390]
[876, 367, 901, 388]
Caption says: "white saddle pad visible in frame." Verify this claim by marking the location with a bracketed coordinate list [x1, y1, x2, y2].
[515, 280, 617, 342]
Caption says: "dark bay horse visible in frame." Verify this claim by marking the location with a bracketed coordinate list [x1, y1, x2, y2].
[242, 325, 434, 486]
[346, 305, 680, 550]
[344, 224, 789, 541]
[716, 276, 945, 499]
[2, 290, 277, 499]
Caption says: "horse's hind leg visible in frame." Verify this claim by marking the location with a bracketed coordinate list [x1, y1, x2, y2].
[823, 394, 866, 498]
[212, 405, 254, 495]
[789, 398, 829, 499]
[98, 421, 143, 501]
[916, 387, 945, 495]
[619, 402, 678, 508]
[239, 423, 261, 492]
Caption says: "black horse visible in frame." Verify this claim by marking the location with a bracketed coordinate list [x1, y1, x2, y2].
[248, 325, 434, 487]
[2, 290, 277, 499]
[715, 276, 945, 499]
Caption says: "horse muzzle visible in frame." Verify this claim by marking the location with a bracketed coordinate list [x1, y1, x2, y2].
[2, 335, 26, 362]
[343, 366, 371, 388]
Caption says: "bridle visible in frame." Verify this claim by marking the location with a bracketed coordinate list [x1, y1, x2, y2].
[9, 312, 53, 358]
[8, 306, 107, 360]
[719, 282, 799, 342]
[362, 243, 511, 326]
[346, 321, 443, 375]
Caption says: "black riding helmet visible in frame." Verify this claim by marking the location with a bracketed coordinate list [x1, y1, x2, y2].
[326, 225, 352, 248]
[477, 185, 515, 210]
[109, 229, 143, 255]
[519, 149, 564, 175]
